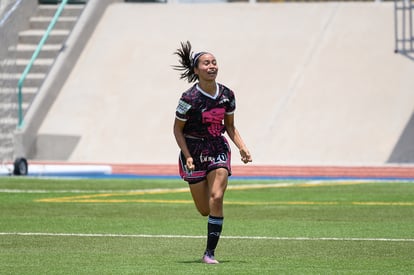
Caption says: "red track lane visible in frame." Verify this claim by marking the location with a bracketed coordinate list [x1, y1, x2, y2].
[110, 164, 414, 179]
[27, 162, 414, 179]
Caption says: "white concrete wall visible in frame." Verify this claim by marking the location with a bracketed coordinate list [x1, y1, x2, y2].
[37, 2, 414, 165]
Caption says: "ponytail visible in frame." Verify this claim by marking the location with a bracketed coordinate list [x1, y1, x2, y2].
[173, 41, 206, 83]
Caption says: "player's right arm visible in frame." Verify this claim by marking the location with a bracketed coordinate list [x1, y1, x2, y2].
[173, 118, 194, 171]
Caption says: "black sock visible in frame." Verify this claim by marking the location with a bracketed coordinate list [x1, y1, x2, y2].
[205, 215, 224, 256]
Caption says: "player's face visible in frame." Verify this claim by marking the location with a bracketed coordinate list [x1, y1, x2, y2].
[195, 54, 218, 82]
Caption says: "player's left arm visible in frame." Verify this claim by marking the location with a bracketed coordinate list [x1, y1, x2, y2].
[224, 113, 252, 164]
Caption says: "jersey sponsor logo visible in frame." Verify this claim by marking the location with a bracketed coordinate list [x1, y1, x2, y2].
[176, 100, 192, 115]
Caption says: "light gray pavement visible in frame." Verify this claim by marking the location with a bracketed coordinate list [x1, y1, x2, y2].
[35, 2, 414, 165]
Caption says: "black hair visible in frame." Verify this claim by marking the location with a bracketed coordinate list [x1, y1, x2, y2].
[173, 41, 206, 83]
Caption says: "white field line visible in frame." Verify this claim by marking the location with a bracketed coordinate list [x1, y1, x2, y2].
[0, 232, 413, 242]
[0, 189, 184, 193]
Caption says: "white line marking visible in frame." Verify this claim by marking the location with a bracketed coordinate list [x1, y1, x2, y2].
[0, 232, 413, 242]
[0, 189, 96, 193]
[0, 189, 187, 194]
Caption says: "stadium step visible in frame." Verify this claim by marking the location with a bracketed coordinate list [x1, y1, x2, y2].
[36, 4, 85, 17]
[0, 73, 47, 87]
[0, 146, 14, 159]
[18, 29, 71, 44]
[0, 133, 14, 145]
[0, 87, 38, 103]
[38, 0, 87, 4]
[0, 103, 29, 113]
[1, 58, 54, 74]
[9, 44, 63, 59]
[0, 2, 86, 159]
[0, 117, 18, 128]
[30, 16, 79, 30]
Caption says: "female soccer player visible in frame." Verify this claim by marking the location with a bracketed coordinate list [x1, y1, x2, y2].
[173, 41, 252, 264]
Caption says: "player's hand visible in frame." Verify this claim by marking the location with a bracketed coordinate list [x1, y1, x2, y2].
[240, 148, 252, 164]
[186, 157, 195, 171]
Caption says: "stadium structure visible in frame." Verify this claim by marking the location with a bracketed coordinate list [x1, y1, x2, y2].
[1, 0, 414, 178]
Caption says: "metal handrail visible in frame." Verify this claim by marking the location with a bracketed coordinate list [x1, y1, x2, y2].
[394, 0, 414, 53]
[17, 0, 68, 128]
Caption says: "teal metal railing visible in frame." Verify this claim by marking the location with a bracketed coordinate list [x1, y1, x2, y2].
[17, 0, 68, 128]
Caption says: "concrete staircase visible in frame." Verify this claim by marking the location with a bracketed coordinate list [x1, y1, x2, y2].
[0, 2, 86, 160]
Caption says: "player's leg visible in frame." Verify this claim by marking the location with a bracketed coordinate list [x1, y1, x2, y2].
[207, 167, 228, 217]
[202, 167, 228, 264]
[189, 179, 220, 264]
[189, 180, 210, 216]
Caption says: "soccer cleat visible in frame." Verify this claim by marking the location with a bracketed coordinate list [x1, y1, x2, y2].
[202, 254, 219, 264]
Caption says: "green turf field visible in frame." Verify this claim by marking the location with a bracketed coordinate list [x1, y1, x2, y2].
[0, 177, 413, 274]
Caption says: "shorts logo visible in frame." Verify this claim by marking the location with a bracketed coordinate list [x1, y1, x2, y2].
[200, 152, 228, 164]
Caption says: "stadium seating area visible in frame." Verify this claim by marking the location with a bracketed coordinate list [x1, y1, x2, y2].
[2, 0, 414, 166]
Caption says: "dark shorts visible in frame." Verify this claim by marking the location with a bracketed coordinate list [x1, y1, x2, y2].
[178, 136, 232, 184]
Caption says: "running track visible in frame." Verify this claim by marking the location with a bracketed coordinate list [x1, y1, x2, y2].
[28, 162, 414, 180]
[111, 164, 414, 180]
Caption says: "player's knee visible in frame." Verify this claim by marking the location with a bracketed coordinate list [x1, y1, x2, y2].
[215, 168, 228, 178]
[210, 193, 224, 206]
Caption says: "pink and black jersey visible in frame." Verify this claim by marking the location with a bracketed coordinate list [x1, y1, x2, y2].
[175, 83, 236, 138]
